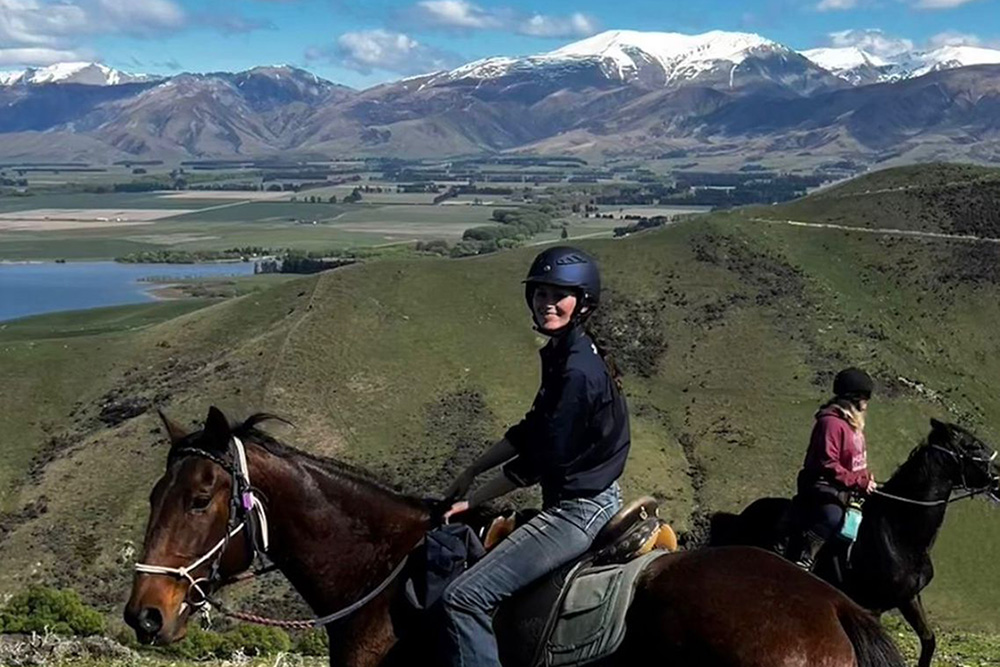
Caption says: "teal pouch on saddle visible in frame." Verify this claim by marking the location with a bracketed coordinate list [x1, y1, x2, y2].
[838, 505, 863, 542]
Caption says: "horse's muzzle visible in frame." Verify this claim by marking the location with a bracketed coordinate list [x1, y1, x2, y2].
[124, 603, 187, 645]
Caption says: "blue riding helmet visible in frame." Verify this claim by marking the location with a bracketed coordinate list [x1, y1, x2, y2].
[523, 246, 601, 322]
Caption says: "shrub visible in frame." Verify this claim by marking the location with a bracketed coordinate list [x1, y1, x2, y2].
[167, 624, 293, 659]
[0, 586, 105, 636]
[294, 628, 329, 656]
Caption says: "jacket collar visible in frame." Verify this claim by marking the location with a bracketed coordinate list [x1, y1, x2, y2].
[541, 324, 585, 362]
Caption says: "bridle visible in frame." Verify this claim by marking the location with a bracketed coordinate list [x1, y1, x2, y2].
[133, 435, 411, 629]
[134, 437, 269, 612]
[873, 443, 1000, 507]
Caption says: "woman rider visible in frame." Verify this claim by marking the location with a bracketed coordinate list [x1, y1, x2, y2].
[439, 246, 630, 667]
[788, 367, 877, 571]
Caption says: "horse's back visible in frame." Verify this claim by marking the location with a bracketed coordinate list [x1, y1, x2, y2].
[709, 497, 792, 548]
[623, 546, 861, 667]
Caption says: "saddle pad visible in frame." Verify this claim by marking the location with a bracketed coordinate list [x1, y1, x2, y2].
[544, 550, 666, 667]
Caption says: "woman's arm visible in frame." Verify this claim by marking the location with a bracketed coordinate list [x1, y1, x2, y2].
[469, 473, 519, 508]
[817, 421, 871, 492]
[443, 438, 518, 500]
[443, 472, 519, 522]
[469, 438, 518, 476]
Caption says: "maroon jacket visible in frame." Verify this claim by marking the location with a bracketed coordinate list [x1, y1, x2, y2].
[800, 406, 871, 493]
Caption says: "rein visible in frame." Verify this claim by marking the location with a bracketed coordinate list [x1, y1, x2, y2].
[134, 436, 411, 628]
[204, 553, 412, 629]
[872, 444, 999, 508]
[872, 486, 992, 507]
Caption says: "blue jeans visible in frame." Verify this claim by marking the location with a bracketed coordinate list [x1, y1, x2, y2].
[440, 483, 622, 667]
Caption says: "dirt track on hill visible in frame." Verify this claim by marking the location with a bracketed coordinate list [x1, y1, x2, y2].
[752, 217, 1000, 244]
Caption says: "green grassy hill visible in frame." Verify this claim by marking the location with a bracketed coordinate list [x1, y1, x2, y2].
[3, 164, 1000, 646]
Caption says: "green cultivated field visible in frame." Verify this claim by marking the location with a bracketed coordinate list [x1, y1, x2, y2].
[0, 192, 507, 260]
[4, 165, 1000, 663]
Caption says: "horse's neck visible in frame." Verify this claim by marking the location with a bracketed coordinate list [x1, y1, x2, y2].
[873, 451, 952, 553]
[246, 444, 429, 614]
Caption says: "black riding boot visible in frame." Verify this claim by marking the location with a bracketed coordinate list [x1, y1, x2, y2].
[792, 531, 827, 571]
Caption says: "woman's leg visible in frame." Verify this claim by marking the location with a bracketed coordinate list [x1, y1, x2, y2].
[792, 501, 844, 570]
[440, 484, 620, 667]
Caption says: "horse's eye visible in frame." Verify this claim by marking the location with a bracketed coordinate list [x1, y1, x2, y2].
[190, 495, 212, 512]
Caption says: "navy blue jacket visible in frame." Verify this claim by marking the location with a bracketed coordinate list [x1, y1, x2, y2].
[502, 326, 630, 505]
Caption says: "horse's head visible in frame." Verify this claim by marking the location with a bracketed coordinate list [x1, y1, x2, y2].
[926, 418, 1000, 500]
[124, 406, 255, 645]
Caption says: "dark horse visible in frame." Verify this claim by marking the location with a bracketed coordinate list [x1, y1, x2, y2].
[125, 406, 907, 667]
[709, 419, 1000, 667]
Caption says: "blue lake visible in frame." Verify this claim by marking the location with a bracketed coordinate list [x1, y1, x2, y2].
[0, 261, 255, 322]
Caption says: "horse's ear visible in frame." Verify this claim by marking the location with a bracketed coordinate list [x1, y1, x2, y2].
[158, 409, 188, 445]
[204, 406, 232, 451]
[929, 418, 949, 442]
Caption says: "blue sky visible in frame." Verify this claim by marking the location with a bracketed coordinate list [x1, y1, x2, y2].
[1, 0, 997, 88]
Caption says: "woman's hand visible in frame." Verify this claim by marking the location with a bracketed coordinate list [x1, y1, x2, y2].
[443, 500, 470, 523]
[866, 478, 878, 494]
[444, 469, 476, 501]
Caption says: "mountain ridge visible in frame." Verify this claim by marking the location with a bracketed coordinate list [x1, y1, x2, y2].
[1, 30, 999, 164]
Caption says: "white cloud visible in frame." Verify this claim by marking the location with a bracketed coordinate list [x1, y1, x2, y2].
[0, 0, 186, 67]
[0, 0, 269, 68]
[400, 1, 599, 38]
[816, 0, 858, 11]
[324, 30, 460, 75]
[518, 13, 598, 38]
[96, 0, 185, 33]
[928, 31, 982, 48]
[926, 30, 1000, 49]
[0, 0, 91, 46]
[828, 28, 915, 58]
[0, 47, 91, 67]
[914, 0, 981, 8]
[412, 0, 501, 30]
[815, 28, 999, 57]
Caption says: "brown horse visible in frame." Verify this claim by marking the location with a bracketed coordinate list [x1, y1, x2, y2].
[125, 407, 906, 667]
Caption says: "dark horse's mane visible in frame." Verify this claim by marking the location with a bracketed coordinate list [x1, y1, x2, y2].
[881, 422, 979, 493]
[880, 440, 936, 488]
[181, 412, 429, 511]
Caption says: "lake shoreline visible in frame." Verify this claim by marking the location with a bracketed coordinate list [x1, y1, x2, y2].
[0, 260, 255, 322]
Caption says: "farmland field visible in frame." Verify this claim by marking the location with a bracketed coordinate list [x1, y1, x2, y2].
[0, 192, 512, 260]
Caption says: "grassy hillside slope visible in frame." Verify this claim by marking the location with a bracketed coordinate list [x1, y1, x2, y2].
[3, 165, 1000, 641]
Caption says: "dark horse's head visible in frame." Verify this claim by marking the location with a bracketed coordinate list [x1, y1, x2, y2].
[124, 406, 258, 645]
[922, 418, 1000, 500]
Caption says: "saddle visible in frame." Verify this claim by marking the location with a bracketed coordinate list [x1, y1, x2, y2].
[488, 496, 676, 667]
[392, 497, 675, 667]
[482, 496, 677, 560]
[769, 497, 855, 584]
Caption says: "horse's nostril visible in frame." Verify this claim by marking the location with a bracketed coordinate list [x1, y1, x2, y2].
[136, 607, 163, 636]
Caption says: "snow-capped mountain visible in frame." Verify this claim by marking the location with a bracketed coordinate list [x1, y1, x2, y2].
[800, 47, 904, 86]
[802, 44, 1000, 85]
[0, 70, 23, 86]
[432, 30, 1000, 91]
[544, 30, 787, 83]
[430, 29, 841, 95]
[2, 29, 1000, 163]
[0, 62, 159, 86]
[912, 45, 1000, 76]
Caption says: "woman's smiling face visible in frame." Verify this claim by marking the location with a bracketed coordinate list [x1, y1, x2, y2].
[531, 283, 579, 332]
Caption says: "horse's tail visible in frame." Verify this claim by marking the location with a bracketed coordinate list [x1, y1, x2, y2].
[837, 603, 906, 667]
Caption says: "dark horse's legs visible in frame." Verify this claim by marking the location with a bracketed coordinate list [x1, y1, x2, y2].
[899, 595, 936, 667]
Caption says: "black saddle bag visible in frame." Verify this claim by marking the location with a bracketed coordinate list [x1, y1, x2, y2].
[390, 524, 486, 645]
